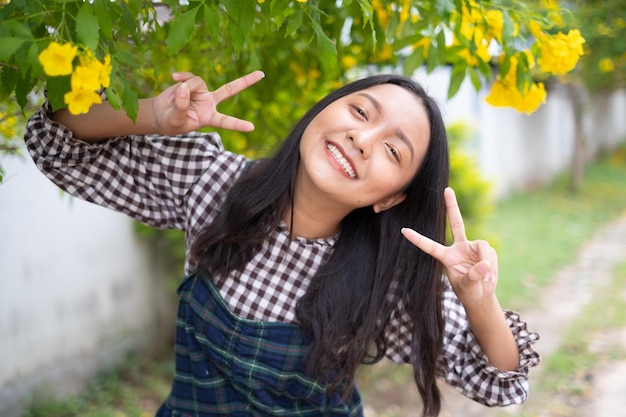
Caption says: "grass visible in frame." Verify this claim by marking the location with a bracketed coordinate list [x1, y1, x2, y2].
[22, 146, 626, 417]
[486, 147, 626, 310]
[22, 351, 173, 417]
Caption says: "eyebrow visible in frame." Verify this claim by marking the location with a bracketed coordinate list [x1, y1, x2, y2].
[357, 92, 416, 163]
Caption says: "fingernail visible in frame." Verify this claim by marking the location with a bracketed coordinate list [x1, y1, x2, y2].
[178, 82, 189, 97]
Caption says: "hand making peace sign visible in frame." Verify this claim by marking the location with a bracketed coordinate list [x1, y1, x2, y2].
[402, 187, 499, 308]
[151, 70, 265, 136]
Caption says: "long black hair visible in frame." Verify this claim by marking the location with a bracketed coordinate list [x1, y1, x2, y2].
[190, 74, 449, 417]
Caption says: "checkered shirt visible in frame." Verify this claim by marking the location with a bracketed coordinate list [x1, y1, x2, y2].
[24, 102, 540, 407]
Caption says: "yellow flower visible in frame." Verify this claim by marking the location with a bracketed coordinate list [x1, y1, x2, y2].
[0, 112, 17, 138]
[374, 43, 394, 61]
[485, 80, 546, 114]
[64, 88, 102, 115]
[485, 54, 546, 114]
[537, 29, 585, 75]
[296, 0, 307, 2]
[257, 0, 264, 3]
[599, 58, 615, 73]
[372, 0, 389, 27]
[485, 9, 503, 42]
[80, 51, 112, 88]
[71, 65, 101, 92]
[529, 20, 544, 39]
[399, 0, 411, 25]
[342, 55, 358, 69]
[38, 42, 78, 76]
[98, 55, 112, 88]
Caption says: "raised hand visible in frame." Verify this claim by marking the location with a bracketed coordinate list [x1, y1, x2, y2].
[401, 187, 498, 308]
[152, 71, 265, 136]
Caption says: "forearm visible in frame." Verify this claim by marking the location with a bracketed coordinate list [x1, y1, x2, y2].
[464, 295, 520, 371]
[51, 98, 158, 142]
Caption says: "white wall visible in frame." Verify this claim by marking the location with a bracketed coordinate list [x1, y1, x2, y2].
[0, 152, 173, 417]
[416, 68, 626, 198]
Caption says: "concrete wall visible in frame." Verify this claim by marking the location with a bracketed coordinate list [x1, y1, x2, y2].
[0, 153, 174, 417]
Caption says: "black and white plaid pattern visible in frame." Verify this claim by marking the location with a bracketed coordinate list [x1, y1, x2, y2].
[25, 102, 540, 406]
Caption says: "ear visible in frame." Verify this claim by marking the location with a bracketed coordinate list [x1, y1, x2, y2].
[372, 193, 406, 213]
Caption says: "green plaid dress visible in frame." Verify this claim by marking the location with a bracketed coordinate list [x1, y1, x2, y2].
[156, 272, 362, 417]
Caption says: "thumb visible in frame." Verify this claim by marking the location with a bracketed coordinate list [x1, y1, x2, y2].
[468, 260, 496, 283]
[172, 82, 190, 116]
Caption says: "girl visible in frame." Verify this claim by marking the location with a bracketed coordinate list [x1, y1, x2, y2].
[24, 71, 539, 417]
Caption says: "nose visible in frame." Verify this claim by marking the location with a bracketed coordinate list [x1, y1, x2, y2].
[348, 129, 374, 159]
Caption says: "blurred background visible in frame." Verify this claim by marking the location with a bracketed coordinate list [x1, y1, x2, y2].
[1, 1, 625, 416]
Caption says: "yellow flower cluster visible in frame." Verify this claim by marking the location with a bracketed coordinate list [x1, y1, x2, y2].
[531, 23, 585, 75]
[484, 18, 585, 114]
[454, 3, 516, 68]
[485, 54, 547, 115]
[38, 41, 112, 115]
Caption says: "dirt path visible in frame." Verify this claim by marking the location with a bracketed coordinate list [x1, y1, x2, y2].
[437, 211, 626, 417]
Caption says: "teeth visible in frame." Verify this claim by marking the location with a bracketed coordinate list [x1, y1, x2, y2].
[326, 143, 356, 179]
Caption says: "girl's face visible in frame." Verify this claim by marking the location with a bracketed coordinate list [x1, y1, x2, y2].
[298, 83, 430, 212]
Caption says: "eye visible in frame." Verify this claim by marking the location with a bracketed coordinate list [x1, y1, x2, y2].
[351, 105, 368, 121]
[386, 143, 400, 163]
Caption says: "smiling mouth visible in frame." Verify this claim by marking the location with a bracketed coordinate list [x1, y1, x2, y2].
[326, 142, 357, 179]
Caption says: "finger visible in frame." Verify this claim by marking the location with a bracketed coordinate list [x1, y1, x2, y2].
[211, 70, 265, 104]
[401, 227, 447, 262]
[212, 112, 255, 132]
[172, 82, 191, 120]
[445, 187, 467, 243]
[468, 259, 496, 282]
[171, 72, 197, 82]
[468, 240, 498, 281]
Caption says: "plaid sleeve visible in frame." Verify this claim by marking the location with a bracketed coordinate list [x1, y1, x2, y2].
[384, 280, 541, 407]
[24, 101, 246, 230]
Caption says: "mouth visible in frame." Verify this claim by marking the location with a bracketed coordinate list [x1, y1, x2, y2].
[325, 142, 357, 179]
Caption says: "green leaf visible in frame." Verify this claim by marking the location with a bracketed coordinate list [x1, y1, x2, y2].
[166, 8, 198, 56]
[285, 8, 303, 38]
[93, 1, 113, 41]
[270, 0, 291, 29]
[403, 47, 425, 75]
[113, 50, 138, 68]
[435, 0, 455, 17]
[468, 66, 481, 91]
[202, 4, 220, 42]
[76, 3, 100, 51]
[0, 67, 18, 100]
[45, 75, 71, 112]
[448, 63, 467, 99]
[106, 87, 121, 110]
[311, 17, 337, 63]
[5, 21, 33, 39]
[121, 84, 138, 121]
[501, 9, 515, 44]
[356, 0, 374, 23]
[0, 37, 25, 61]
[436, 29, 446, 63]
[27, 42, 42, 78]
